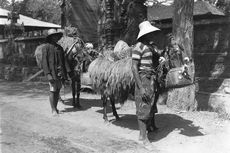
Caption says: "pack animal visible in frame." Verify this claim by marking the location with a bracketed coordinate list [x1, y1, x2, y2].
[88, 55, 135, 122]
[61, 37, 93, 108]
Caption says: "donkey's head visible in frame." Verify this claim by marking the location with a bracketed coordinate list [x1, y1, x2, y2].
[164, 33, 190, 68]
[66, 37, 99, 72]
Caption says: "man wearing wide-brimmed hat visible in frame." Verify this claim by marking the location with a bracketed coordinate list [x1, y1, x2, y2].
[42, 29, 71, 116]
[132, 20, 165, 148]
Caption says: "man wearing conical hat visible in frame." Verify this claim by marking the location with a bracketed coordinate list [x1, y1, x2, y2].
[132, 21, 165, 148]
[41, 29, 71, 116]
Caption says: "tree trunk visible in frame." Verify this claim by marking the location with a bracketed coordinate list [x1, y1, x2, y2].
[166, 0, 197, 111]
[105, 0, 114, 48]
[61, 0, 66, 29]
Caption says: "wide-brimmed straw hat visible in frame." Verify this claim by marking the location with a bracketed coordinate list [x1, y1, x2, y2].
[46, 29, 63, 40]
[137, 21, 160, 40]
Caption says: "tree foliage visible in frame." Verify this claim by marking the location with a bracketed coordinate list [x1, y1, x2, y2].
[200, 0, 230, 14]
[0, 0, 11, 10]
[1, 0, 61, 24]
[27, 0, 61, 24]
[24, 0, 61, 24]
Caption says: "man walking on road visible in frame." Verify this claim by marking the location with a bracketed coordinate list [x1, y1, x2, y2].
[132, 21, 165, 148]
[42, 29, 70, 116]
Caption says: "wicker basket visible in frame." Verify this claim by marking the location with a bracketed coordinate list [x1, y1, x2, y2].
[166, 64, 194, 88]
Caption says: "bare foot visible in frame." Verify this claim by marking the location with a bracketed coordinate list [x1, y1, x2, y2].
[51, 110, 59, 117]
[115, 116, 120, 121]
[143, 139, 154, 151]
[138, 137, 154, 151]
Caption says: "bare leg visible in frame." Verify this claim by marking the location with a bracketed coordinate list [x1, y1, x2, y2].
[54, 89, 60, 113]
[49, 91, 58, 115]
[138, 120, 148, 142]
[138, 119, 153, 149]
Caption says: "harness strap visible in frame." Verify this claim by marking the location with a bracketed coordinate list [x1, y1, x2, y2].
[65, 40, 79, 55]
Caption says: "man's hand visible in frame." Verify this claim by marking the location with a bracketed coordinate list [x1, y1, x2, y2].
[140, 87, 151, 104]
[47, 74, 55, 83]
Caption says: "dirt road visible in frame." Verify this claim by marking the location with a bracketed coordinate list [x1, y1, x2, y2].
[1, 80, 230, 153]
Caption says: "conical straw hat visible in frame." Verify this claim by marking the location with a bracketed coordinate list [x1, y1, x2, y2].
[137, 21, 160, 40]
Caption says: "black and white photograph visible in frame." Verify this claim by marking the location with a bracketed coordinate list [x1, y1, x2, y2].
[0, 0, 230, 152]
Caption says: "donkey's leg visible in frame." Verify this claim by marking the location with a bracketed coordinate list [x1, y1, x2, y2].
[147, 92, 159, 133]
[71, 79, 76, 107]
[75, 74, 81, 108]
[110, 95, 120, 120]
[101, 94, 109, 122]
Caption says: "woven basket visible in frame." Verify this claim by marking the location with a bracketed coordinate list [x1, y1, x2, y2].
[166, 64, 194, 88]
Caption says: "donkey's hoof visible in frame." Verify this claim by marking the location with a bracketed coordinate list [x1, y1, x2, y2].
[103, 117, 109, 123]
[115, 116, 121, 121]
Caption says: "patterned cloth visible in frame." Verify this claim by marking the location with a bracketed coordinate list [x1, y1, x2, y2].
[135, 73, 158, 120]
[132, 42, 153, 72]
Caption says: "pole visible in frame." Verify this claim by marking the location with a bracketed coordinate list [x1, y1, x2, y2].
[61, 0, 66, 29]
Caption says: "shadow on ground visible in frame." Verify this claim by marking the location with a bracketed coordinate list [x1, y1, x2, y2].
[112, 113, 204, 142]
[61, 97, 103, 113]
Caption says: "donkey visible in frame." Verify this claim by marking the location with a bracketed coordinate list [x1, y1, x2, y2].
[62, 37, 94, 108]
[88, 56, 135, 122]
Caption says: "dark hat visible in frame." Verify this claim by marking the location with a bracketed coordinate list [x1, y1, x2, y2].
[46, 29, 63, 40]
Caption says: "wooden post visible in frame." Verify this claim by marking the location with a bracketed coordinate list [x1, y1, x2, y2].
[172, 0, 194, 58]
[166, 0, 197, 111]
[105, 0, 114, 49]
[61, 0, 66, 29]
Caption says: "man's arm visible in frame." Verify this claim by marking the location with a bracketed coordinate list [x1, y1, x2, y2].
[132, 59, 150, 103]
[132, 60, 143, 89]
[42, 45, 54, 82]
[42, 46, 51, 76]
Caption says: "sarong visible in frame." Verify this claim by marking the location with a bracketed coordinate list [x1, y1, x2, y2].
[135, 73, 158, 120]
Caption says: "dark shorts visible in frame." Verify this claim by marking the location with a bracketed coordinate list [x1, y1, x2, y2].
[135, 74, 158, 120]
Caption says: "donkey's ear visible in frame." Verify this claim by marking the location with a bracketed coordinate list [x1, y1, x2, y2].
[178, 44, 184, 52]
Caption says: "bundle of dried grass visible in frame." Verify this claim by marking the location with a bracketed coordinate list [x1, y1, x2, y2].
[88, 55, 134, 101]
[88, 50, 135, 121]
[34, 44, 46, 68]
[106, 57, 134, 94]
[88, 55, 114, 92]
[113, 40, 132, 60]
